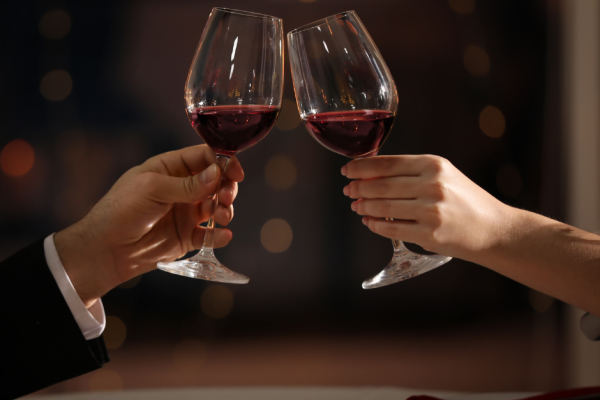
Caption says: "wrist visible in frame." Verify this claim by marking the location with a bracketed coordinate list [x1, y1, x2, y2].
[468, 204, 532, 270]
[54, 219, 116, 308]
[460, 201, 523, 267]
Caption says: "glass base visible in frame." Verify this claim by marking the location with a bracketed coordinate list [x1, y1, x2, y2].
[157, 248, 249, 284]
[362, 250, 452, 289]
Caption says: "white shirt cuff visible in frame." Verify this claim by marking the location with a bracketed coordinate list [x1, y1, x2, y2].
[43, 234, 106, 340]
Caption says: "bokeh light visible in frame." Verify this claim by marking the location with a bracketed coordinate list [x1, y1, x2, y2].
[464, 45, 490, 76]
[172, 338, 206, 372]
[201, 285, 234, 319]
[39, 10, 71, 39]
[261, 218, 293, 253]
[448, 0, 475, 14]
[275, 99, 302, 130]
[529, 289, 554, 313]
[265, 155, 297, 191]
[89, 369, 123, 392]
[479, 105, 505, 138]
[496, 164, 522, 198]
[0, 139, 35, 177]
[118, 275, 142, 289]
[104, 316, 127, 350]
[40, 70, 72, 101]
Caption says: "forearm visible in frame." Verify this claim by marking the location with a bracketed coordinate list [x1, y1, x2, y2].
[344, 155, 600, 315]
[468, 207, 600, 316]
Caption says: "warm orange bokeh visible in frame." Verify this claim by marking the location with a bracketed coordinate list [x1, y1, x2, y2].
[0, 139, 35, 177]
[479, 105, 506, 138]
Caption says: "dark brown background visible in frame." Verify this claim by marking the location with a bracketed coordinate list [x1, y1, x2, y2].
[0, 0, 566, 395]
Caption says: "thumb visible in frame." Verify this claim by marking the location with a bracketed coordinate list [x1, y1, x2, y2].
[143, 163, 220, 204]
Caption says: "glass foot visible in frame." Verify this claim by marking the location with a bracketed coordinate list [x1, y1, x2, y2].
[157, 248, 249, 284]
[362, 250, 451, 289]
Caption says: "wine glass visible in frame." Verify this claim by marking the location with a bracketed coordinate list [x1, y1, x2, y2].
[287, 11, 452, 289]
[158, 8, 284, 283]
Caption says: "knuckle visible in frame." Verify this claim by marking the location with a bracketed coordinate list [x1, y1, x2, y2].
[379, 200, 392, 215]
[137, 172, 159, 191]
[356, 200, 365, 214]
[426, 180, 447, 201]
[349, 181, 360, 198]
[421, 228, 444, 253]
[425, 155, 448, 175]
[381, 221, 399, 238]
[346, 160, 357, 177]
[373, 180, 389, 196]
[425, 204, 444, 227]
[376, 157, 394, 172]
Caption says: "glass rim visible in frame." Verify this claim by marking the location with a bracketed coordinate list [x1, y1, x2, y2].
[287, 10, 356, 36]
[213, 7, 282, 21]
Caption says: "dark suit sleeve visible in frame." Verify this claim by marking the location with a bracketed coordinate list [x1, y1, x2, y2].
[0, 238, 109, 399]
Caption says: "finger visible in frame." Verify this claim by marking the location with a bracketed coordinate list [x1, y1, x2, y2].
[141, 145, 217, 177]
[362, 216, 421, 242]
[141, 164, 220, 204]
[342, 155, 441, 180]
[198, 198, 234, 225]
[352, 198, 419, 220]
[218, 180, 238, 207]
[345, 176, 422, 199]
[192, 227, 233, 249]
[224, 156, 244, 182]
[214, 204, 234, 226]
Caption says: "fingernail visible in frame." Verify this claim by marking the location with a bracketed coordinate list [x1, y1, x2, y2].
[201, 164, 218, 184]
[343, 185, 350, 196]
[351, 201, 357, 211]
[341, 165, 347, 176]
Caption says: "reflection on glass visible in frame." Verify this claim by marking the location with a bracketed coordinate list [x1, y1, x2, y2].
[288, 11, 452, 289]
[158, 8, 284, 283]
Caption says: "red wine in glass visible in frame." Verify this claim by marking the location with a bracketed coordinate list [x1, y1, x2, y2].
[288, 11, 452, 289]
[157, 8, 284, 284]
[188, 105, 280, 156]
[303, 110, 394, 158]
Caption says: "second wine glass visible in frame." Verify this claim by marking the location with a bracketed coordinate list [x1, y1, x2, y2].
[287, 11, 452, 289]
[157, 8, 284, 283]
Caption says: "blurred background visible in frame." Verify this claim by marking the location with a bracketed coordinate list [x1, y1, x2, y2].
[1, 0, 599, 396]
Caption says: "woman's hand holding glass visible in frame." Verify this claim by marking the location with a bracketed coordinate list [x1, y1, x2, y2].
[343, 154, 600, 317]
[341, 155, 512, 262]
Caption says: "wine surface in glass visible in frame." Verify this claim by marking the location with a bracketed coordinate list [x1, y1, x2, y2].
[303, 110, 394, 157]
[188, 105, 280, 156]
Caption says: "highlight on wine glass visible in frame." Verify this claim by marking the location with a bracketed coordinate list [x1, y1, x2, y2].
[157, 8, 284, 284]
[287, 10, 452, 289]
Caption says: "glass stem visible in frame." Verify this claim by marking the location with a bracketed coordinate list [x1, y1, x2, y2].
[385, 217, 408, 253]
[201, 154, 230, 254]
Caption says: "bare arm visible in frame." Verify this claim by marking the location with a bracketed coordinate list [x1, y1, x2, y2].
[343, 155, 600, 316]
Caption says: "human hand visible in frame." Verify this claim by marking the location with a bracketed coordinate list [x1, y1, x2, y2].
[54, 145, 244, 308]
[341, 155, 515, 261]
